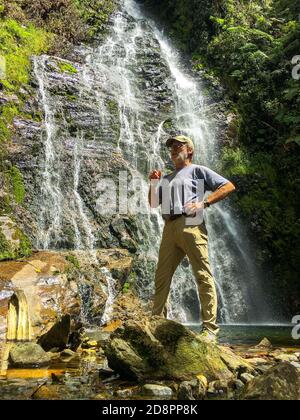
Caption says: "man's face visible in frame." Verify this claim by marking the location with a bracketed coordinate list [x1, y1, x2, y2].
[169, 141, 189, 164]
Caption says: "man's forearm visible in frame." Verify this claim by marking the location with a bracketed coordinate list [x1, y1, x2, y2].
[148, 184, 160, 208]
[207, 182, 236, 206]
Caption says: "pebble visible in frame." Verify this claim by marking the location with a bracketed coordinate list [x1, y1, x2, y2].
[141, 384, 173, 397]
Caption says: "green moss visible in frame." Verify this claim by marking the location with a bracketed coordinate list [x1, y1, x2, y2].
[65, 254, 81, 269]
[75, 0, 117, 37]
[0, 230, 13, 260]
[0, 226, 32, 261]
[6, 166, 25, 204]
[0, 19, 50, 92]
[57, 61, 78, 74]
[15, 228, 32, 257]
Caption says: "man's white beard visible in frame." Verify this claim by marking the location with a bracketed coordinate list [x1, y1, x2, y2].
[175, 151, 188, 162]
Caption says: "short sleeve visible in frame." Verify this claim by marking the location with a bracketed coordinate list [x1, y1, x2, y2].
[196, 165, 230, 192]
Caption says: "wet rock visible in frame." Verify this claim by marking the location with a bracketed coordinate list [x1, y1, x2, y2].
[141, 384, 173, 398]
[233, 379, 244, 391]
[241, 363, 300, 400]
[207, 381, 221, 397]
[274, 354, 299, 363]
[114, 387, 137, 398]
[240, 373, 255, 384]
[48, 352, 61, 360]
[178, 378, 207, 400]
[31, 384, 61, 400]
[218, 346, 254, 375]
[255, 338, 272, 349]
[9, 343, 51, 368]
[255, 364, 274, 375]
[105, 317, 249, 382]
[246, 357, 269, 366]
[38, 315, 71, 352]
[290, 362, 300, 369]
[0, 92, 19, 106]
[82, 340, 98, 349]
[60, 349, 76, 358]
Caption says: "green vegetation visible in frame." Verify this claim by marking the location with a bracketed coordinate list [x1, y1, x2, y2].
[0, 18, 50, 92]
[0, 18, 49, 152]
[57, 61, 78, 74]
[75, 0, 117, 37]
[0, 226, 32, 261]
[65, 254, 81, 270]
[6, 166, 26, 204]
[141, 0, 300, 315]
[0, 0, 117, 262]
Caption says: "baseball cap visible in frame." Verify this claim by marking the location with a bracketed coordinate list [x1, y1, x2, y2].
[166, 135, 195, 151]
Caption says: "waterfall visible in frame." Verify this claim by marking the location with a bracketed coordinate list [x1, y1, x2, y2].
[31, 0, 275, 325]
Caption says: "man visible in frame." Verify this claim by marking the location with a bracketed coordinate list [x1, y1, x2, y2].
[148, 135, 236, 342]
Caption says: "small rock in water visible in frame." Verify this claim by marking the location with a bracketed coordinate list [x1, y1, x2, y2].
[233, 379, 244, 390]
[82, 340, 98, 349]
[255, 338, 272, 348]
[9, 343, 51, 368]
[178, 378, 207, 400]
[32, 384, 61, 400]
[60, 349, 76, 358]
[141, 384, 173, 397]
[255, 364, 274, 375]
[114, 387, 137, 398]
[246, 358, 269, 366]
[207, 382, 220, 397]
[240, 373, 255, 384]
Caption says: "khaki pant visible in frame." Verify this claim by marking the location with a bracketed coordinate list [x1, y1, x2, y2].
[152, 215, 219, 335]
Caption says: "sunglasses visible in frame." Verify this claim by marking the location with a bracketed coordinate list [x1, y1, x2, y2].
[168, 143, 187, 151]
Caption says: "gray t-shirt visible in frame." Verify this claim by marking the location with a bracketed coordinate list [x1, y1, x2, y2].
[158, 164, 230, 220]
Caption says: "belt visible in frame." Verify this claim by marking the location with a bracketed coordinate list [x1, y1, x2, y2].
[166, 213, 196, 222]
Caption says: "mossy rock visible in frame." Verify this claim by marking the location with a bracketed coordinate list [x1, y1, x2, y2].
[0, 216, 32, 261]
[241, 363, 300, 400]
[57, 61, 78, 74]
[105, 317, 250, 382]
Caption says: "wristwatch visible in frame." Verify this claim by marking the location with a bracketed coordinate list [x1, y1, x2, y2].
[204, 199, 211, 208]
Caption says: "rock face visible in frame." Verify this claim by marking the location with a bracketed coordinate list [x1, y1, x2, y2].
[105, 317, 252, 381]
[0, 249, 133, 344]
[0, 252, 80, 342]
[241, 363, 300, 400]
[9, 343, 51, 368]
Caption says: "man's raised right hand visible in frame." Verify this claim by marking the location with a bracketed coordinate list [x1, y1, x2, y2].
[149, 170, 162, 181]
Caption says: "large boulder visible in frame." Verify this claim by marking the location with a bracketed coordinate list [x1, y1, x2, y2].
[105, 317, 252, 382]
[241, 362, 300, 400]
[9, 342, 51, 368]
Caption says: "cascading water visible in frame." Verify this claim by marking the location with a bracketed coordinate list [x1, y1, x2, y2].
[32, 0, 275, 326]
